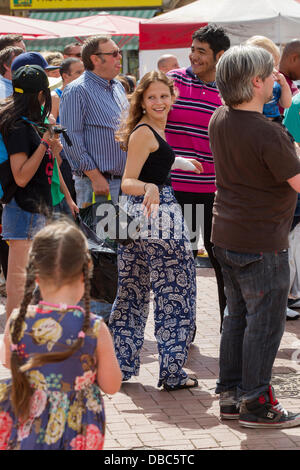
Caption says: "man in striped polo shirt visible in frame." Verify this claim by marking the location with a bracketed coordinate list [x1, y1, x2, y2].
[166, 25, 230, 325]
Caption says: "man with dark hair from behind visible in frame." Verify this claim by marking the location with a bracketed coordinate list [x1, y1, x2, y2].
[166, 24, 230, 327]
[0, 35, 26, 52]
[116, 73, 136, 95]
[209, 44, 300, 428]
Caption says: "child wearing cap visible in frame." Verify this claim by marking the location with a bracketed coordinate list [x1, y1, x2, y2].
[0, 65, 63, 319]
[11, 52, 78, 221]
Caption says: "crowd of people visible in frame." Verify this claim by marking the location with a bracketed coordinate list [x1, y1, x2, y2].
[0, 26, 300, 449]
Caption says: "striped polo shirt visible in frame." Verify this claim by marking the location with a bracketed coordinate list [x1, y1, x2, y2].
[0, 75, 13, 100]
[166, 67, 222, 193]
[59, 70, 128, 176]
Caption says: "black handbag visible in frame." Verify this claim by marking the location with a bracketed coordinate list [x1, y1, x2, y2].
[80, 198, 141, 247]
[76, 215, 118, 304]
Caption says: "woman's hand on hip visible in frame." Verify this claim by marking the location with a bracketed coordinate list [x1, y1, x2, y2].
[142, 183, 160, 218]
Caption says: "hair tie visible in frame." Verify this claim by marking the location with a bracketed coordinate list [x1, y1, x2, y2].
[11, 344, 18, 351]
[78, 331, 85, 339]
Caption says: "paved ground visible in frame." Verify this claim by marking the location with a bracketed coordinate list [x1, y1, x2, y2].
[1, 268, 300, 450]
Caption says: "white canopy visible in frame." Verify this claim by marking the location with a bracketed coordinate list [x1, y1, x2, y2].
[142, 0, 300, 45]
[139, 0, 300, 74]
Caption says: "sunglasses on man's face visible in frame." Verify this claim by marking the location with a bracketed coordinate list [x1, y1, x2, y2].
[94, 49, 122, 58]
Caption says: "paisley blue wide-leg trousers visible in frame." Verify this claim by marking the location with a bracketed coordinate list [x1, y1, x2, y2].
[109, 187, 197, 388]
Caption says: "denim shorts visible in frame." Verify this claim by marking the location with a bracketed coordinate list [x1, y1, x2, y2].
[2, 198, 46, 240]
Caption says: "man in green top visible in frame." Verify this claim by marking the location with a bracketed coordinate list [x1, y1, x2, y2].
[283, 94, 300, 312]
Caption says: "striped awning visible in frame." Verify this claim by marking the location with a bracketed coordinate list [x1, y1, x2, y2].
[24, 35, 139, 51]
[25, 9, 157, 50]
[29, 9, 158, 21]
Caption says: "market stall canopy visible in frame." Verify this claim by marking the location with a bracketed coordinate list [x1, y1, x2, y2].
[59, 12, 141, 48]
[140, 0, 300, 50]
[0, 13, 113, 40]
[59, 13, 140, 36]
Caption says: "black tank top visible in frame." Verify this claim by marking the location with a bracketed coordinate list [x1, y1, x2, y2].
[133, 124, 175, 186]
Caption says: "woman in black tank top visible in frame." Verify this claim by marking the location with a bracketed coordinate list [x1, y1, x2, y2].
[109, 71, 201, 391]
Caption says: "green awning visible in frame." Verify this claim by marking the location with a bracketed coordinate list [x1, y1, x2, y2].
[29, 9, 158, 21]
[24, 35, 139, 52]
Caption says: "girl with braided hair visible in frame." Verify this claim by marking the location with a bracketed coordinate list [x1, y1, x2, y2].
[0, 219, 121, 450]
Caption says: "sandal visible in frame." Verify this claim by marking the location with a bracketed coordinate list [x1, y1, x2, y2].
[163, 377, 198, 391]
[191, 326, 197, 343]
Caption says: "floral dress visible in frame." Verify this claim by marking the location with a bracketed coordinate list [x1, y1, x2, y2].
[0, 304, 105, 450]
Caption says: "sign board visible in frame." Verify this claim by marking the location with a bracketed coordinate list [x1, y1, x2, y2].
[11, 0, 162, 9]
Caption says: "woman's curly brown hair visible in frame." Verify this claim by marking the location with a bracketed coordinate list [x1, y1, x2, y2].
[115, 70, 177, 151]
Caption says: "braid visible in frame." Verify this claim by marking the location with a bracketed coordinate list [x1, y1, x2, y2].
[12, 221, 94, 417]
[10, 254, 36, 420]
[11, 254, 36, 345]
[21, 255, 93, 372]
[82, 257, 92, 331]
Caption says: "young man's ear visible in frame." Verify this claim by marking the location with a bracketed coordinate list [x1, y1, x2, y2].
[215, 50, 225, 63]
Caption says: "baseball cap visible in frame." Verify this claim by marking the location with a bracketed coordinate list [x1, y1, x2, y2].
[12, 65, 50, 94]
[11, 51, 60, 72]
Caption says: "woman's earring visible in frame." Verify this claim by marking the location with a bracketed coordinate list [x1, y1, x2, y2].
[142, 108, 146, 114]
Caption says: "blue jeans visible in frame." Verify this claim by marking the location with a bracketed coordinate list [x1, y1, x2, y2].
[74, 175, 121, 322]
[74, 175, 121, 206]
[53, 197, 73, 219]
[214, 246, 289, 401]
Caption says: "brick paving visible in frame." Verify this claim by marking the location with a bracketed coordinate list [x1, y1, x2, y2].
[1, 268, 300, 450]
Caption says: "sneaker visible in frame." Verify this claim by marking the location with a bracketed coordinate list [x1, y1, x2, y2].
[288, 298, 300, 309]
[220, 390, 240, 420]
[286, 307, 300, 321]
[239, 386, 300, 428]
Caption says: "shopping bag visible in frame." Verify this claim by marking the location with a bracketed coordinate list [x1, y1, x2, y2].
[76, 215, 118, 304]
[79, 196, 140, 247]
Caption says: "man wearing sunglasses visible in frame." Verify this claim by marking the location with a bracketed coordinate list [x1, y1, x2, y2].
[60, 35, 127, 205]
[59, 35, 128, 320]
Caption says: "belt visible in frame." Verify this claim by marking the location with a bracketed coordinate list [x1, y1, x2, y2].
[102, 172, 122, 180]
[79, 172, 122, 180]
